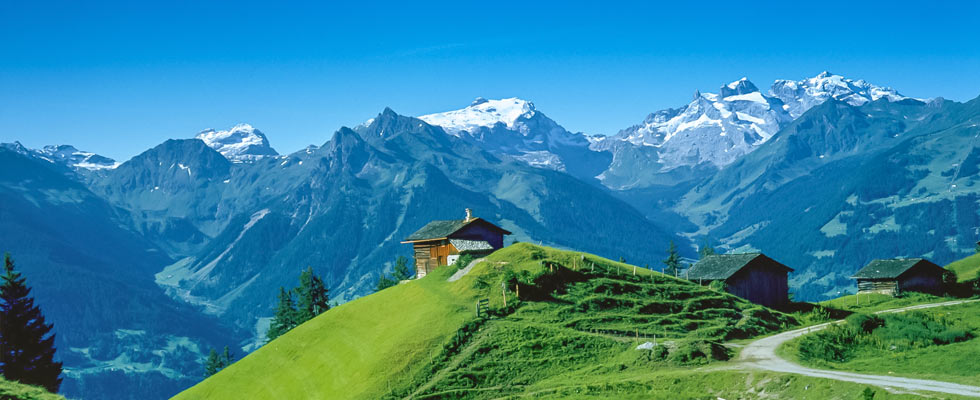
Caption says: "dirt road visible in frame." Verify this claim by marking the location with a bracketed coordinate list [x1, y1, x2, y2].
[739, 299, 980, 397]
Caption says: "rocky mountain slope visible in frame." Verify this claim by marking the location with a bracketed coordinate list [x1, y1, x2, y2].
[0, 148, 242, 400]
[2, 70, 974, 399]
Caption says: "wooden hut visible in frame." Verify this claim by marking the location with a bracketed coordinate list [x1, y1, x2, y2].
[852, 258, 945, 296]
[687, 253, 793, 308]
[401, 209, 511, 278]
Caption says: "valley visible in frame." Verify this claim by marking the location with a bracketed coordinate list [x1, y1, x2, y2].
[3, 72, 980, 399]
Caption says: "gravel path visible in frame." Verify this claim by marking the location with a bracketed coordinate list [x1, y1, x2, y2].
[447, 258, 485, 282]
[739, 299, 980, 397]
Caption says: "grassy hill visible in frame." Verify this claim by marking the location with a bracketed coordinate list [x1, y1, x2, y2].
[0, 378, 65, 400]
[782, 300, 980, 386]
[947, 252, 980, 282]
[177, 243, 804, 399]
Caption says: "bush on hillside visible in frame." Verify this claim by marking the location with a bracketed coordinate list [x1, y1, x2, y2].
[667, 340, 731, 365]
[798, 312, 973, 364]
[452, 254, 475, 271]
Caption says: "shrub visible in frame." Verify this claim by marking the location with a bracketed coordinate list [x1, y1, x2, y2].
[846, 313, 884, 334]
[798, 311, 974, 364]
[668, 340, 731, 365]
[453, 254, 475, 271]
[798, 324, 854, 363]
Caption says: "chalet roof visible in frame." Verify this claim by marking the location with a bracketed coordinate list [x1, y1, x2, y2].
[851, 258, 941, 279]
[402, 217, 511, 243]
[687, 253, 792, 280]
[450, 239, 494, 252]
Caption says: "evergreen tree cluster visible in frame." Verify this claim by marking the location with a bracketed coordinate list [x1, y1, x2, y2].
[0, 253, 62, 393]
[204, 346, 234, 378]
[662, 241, 682, 276]
[267, 267, 330, 342]
[375, 256, 412, 292]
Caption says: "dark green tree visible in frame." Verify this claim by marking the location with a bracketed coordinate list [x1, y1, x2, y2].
[204, 348, 222, 377]
[295, 267, 329, 322]
[203, 346, 235, 377]
[375, 274, 397, 292]
[698, 240, 716, 259]
[266, 287, 299, 341]
[662, 241, 682, 277]
[392, 256, 412, 281]
[221, 346, 234, 366]
[0, 253, 62, 392]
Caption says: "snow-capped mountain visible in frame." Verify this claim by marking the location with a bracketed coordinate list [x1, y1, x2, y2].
[195, 123, 279, 162]
[418, 98, 610, 180]
[770, 71, 913, 118]
[598, 78, 792, 171]
[0, 141, 119, 171]
[419, 97, 536, 136]
[597, 72, 915, 178]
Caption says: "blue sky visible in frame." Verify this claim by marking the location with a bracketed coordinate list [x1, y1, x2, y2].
[2, 0, 979, 160]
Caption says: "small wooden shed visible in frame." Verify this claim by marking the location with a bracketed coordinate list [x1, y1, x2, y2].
[401, 209, 511, 278]
[687, 253, 793, 308]
[852, 258, 946, 296]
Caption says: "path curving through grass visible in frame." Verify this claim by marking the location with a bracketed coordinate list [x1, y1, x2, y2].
[739, 299, 980, 397]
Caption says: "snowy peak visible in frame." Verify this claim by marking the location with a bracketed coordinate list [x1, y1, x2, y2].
[195, 123, 279, 162]
[1, 142, 119, 171]
[38, 145, 119, 170]
[770, 71, 911, 118]
[720, 77, 760, 98]
[607, 76, 788, 170]
[418, 97, 536, 135]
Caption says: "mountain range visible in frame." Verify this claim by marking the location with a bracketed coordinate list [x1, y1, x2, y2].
[2, 71, 978, 399]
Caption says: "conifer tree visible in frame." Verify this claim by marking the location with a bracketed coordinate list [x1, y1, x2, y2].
[204, 348, 222, 377]
[0, 253, 62, 392]
[203, 346, 235, 377]
[374, 274, 397, 292]
[392, 256, 412, 281]
[266, 287, 299, 341]
[295, 267, 329, 322]
[662, 241, 682, 277]
[221, 346, 233, 366]
[698, 240, 716, 259]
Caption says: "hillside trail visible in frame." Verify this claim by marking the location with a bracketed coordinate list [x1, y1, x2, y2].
[448, 258, 486, 282]
[738, 299, 980, 397]
[406, 320, 496, 399]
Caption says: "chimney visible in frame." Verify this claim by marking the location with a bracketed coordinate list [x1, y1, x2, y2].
[465, 208, 473, 222]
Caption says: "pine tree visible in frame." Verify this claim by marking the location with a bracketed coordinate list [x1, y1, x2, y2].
[0, 253, 62, 392]
[375, 274, 397, 292]
[295, 267, 329, 322]
[221, 346, 234, 366]
[662, 241, 682, 277]
[266, 287, 299, 341]
[203, 346, 235, 378]
[204, 348, 222, 377]
[392, 256, 412, 281]
[204, 346, 232, 378]
[698, 240, 716, 259]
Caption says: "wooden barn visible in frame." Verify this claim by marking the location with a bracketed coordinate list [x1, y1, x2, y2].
[852, 258, 946, 296]
[687, 253, 793, 308]
[401, 209, 511, 278]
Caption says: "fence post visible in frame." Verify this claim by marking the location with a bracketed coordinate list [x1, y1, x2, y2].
[501, 282, 507, 308]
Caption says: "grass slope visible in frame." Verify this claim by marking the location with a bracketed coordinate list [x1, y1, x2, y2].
[0, 378, 65, 400]
[782, 301, 980, 386]
[178, 243, 802, 399]
[947, 252, 980, 282]
[175, 264, 477, 399]
[819, 292, 951, 313]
